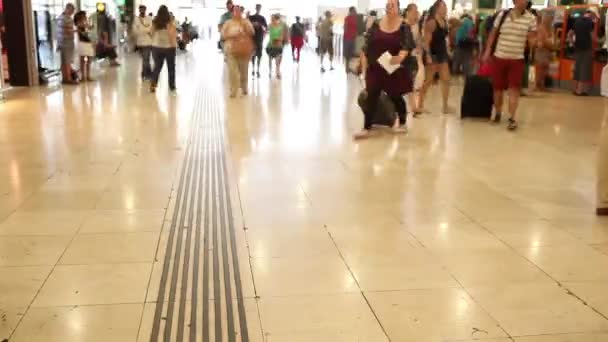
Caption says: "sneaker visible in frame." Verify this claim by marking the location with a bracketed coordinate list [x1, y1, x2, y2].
[256, 71, 260, 78]
[321, 67, 326, 73]
[170, 88, 177, 95]
[252, 71, 255, 77]
[507, 118, 518, 130]
[149, 86, 156, 93]
[493, 112, 502, 123]
[330, 66, 335, 71]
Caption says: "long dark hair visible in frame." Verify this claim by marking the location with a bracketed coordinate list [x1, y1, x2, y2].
[74, 10, 87, 26]
[403, 3, 416, 18]
[153, 5, 171, 30]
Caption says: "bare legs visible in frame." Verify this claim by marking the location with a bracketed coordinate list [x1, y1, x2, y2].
[493, 87, 520, 125]
[79, 56, 92, 81]
[418, 62, 451, 113]
[268, 55, 282, 79]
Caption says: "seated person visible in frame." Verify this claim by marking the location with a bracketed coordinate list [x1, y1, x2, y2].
[96, 32, 120, 66]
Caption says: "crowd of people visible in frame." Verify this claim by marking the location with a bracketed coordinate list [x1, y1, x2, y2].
[57, 0, 601, 134]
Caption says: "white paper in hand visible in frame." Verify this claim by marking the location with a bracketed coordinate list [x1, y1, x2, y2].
[377, 51, 400, 75]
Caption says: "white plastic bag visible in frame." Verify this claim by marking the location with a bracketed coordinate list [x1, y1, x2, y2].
[602, 65, 608, 98]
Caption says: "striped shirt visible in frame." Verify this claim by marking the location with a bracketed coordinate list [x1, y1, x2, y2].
[494, 10, 537, 60]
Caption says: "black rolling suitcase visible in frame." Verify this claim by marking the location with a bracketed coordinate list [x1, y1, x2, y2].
[357, 90, 397, 127]
[460, 75, 493, 119]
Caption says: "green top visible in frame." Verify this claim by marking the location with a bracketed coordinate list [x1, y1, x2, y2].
[267, 24, 284, 47]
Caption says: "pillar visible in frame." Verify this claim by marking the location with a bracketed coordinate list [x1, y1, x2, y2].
[4, 0, 37, 86]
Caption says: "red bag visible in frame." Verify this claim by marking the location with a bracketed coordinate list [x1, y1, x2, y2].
[477, 63, 493, 78]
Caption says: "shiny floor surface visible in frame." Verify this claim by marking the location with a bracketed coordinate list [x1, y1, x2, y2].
[1, 43, 608, 342]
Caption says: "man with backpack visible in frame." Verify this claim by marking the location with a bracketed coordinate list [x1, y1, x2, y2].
[483, 0, 537, 130]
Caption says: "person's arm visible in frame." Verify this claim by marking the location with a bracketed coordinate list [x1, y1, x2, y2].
[483, 12, 504, 61]
[392, 24, 413, 65]
[527, 15, 537, 46]
[244, 20, 254, 37]
[168, 23, 177, 46]
[221, 21, 229, 39]
[423, 19, 436, 64]
[359, 21, 375, 78]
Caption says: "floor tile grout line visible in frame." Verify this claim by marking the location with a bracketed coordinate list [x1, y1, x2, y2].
[450, 205, 608, 336]
[323, 226, 392, 342]
[397, 219, 514, 340]
[5, 189, 101, 340]
[452, 202, 608, 323]
[473, 216, 608, 323]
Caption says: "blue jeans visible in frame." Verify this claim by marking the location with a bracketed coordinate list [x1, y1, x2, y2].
[151, 47, 176, 89]
[139, 46, 152, 79]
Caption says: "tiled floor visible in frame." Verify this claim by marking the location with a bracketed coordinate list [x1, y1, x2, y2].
[1, 42, 608, 341]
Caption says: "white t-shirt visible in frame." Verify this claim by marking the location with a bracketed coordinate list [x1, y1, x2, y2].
[133, 16, 153, 46]
[494, 9, 537, 60]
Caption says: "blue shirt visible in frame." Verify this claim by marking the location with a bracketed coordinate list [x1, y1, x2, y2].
[456, 17, 474, 43]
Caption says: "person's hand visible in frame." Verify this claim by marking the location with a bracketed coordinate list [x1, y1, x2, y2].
[482, 50, 491, 63]
[390, 55, 404, 65]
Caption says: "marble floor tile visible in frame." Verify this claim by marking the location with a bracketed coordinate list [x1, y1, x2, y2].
[518, 245, 608, 281]
[250, 254, 358, 297]
[0, 235, 71, 266]
[366, 288, 508, 342]
[10, 304, 143, 342]
[0, 210, 89, 236]
[468, 282, 608, 336]
[257, 294, 388, 342]
[59, 232, 160, 264]
[78, 210, 166, 233]
[33, 263, 152, 306]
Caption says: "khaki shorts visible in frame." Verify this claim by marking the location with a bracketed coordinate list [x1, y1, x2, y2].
[60, 46, 75, 66]
[319, 38, 334, 56]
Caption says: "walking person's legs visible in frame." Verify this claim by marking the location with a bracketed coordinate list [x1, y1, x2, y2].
[60, 47, 76, 83]
[166, 48, 176, 91]
[389, 95, 407, 132]
[226, 54, 240, 97]
[439, 62, 451, 113]
[140, 46, 152, 80]
[574, 50, 593, 95]
[418, 63, 438, 112]
[506, 59, 525, 129]
[238, 57, 250, 94]
[79, 56, 87, 81]
[275, 54, 282, 79]
[150, 48, 165, 92]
